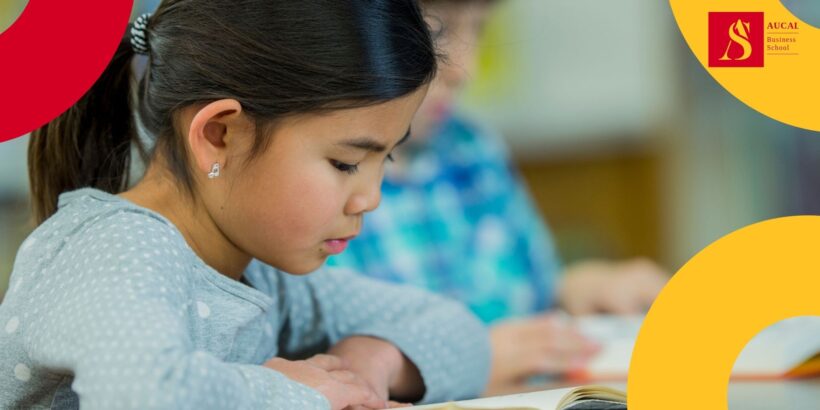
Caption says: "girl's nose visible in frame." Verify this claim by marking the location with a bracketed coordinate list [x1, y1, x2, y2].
[344, 183, 382, 216]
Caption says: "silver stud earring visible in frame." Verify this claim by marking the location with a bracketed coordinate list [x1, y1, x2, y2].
[207, 162, 221, 179]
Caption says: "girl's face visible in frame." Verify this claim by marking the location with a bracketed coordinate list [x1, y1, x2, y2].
[214, 89, 427, 274]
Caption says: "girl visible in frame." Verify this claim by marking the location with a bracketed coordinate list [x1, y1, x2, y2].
[0, 1, 490, 409]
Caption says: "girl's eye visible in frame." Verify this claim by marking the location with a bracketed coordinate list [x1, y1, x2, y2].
[330, 159, 359, 175]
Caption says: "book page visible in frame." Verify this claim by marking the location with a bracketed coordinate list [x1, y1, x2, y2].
[410, 386, 626, 410]
[557, 386, 627, 410]
[575, 315, 820, 379]
[732, 316, 820, 376]
[409, 387, 573, 410]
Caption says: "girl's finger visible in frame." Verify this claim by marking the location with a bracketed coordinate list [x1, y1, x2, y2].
[328, 371, 386, 410]
[308, 354, 347, 371]
[329, 369, 359, 383]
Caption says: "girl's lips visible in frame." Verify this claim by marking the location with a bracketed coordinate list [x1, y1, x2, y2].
[324, 238, 350, 255]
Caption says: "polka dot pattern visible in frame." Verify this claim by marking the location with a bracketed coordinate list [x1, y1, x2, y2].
[13, 363, 30, 382]
[196, 301, 211, 319]
[0, 188, 490, 408]
[4, 317, 19, 334]
[250, 264, 492, 403]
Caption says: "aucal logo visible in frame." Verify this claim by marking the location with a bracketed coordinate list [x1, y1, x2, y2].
[708, 12, 764, 67]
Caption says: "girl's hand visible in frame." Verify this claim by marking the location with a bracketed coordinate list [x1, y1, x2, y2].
[326, 336, 424, 406]
[486, 313, 600, 393]
[263, 355, 387, 410]
[307, 350, 413, 410]
[558, 258, 669, 315]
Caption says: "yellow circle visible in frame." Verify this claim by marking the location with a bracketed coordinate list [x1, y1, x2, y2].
[628, 216, 820, 409]
[669, 0, 820, 131]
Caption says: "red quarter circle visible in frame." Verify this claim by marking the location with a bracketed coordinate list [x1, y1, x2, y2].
[0, 0, 134, 142]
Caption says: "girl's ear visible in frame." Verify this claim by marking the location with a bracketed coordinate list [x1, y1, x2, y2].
[187, 99, 249, 177]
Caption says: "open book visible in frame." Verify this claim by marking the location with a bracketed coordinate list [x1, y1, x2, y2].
[411, 386, 626, 410]
[571, 315, 820, 381]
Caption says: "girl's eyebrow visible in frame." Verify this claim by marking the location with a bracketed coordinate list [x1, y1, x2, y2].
[337, 128, 412, 153]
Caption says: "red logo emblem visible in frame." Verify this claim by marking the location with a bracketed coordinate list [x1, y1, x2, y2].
[708, 12, 764, 67]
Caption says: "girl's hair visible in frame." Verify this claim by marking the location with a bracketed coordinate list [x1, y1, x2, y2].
[29, 0, 436, 225]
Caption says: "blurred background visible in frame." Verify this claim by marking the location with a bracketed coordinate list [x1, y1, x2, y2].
[1, 0, 820, 300]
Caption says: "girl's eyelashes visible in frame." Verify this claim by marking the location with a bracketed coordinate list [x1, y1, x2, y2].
[330, 159, 359, 175]
[331, 153, 393, 175]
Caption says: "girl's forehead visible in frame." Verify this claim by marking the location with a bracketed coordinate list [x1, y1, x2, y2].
[272, 95, 423, 144]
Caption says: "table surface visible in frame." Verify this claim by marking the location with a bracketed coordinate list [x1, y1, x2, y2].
[727, 379, 819, 409]
[473, 378, 819, 409]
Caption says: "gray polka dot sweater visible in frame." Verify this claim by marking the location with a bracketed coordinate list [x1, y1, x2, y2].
[0, 188, 491, 409]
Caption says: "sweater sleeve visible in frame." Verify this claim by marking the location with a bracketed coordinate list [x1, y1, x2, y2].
[275, 267, 492, 404]
[20, 212, 330, 410]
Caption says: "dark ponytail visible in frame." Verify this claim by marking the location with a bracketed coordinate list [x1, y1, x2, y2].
[28, 0, 436, 226]
[29, 36, 145, 225]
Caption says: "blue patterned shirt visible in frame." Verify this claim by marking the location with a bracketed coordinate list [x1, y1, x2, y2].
[328, 115, 561, 324]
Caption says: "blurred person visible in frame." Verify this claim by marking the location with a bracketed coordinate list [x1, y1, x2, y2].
[328, 0, 670, 392]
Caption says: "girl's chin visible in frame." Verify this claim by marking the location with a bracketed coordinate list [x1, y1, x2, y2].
[288, 260, 327, 275]
[259, 254, 327, 276]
